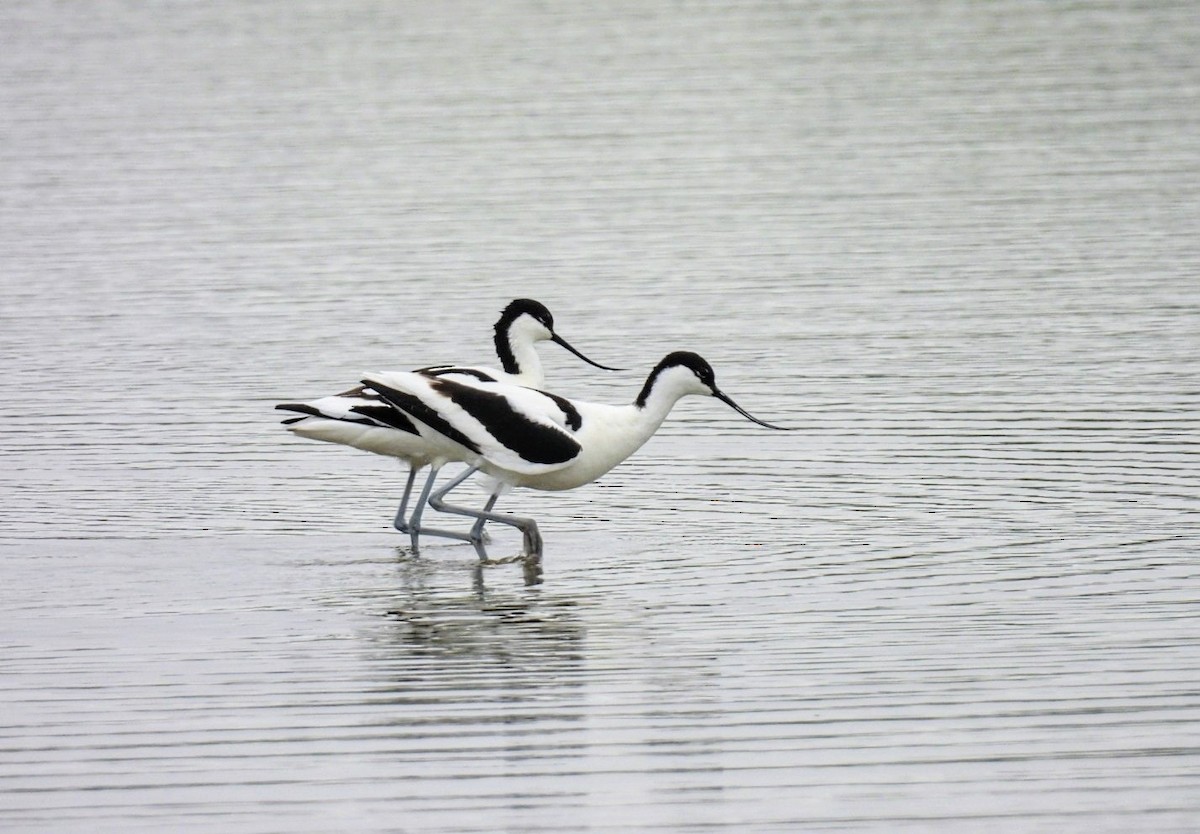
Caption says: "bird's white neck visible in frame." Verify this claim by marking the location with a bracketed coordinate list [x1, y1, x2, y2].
[609, 367, 708, 459]
[634, 362, 711, 420]
[633, 380, 692, 428]
[495, 327, 545, 386]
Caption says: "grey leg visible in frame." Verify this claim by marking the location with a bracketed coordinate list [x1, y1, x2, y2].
[421, 465, 486, 545]
[469, 493, 498, 543]
[429, 469, 543, 558]
[405, 465, 477, 550]
[392, 466, 419, 533]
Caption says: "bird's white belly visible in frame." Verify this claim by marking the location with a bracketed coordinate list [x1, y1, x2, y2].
[288, 418, 432, 464]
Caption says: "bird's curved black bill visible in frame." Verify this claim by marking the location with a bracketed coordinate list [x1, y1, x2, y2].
[714, 389, 792, 430]
[551, 332, 624, 371]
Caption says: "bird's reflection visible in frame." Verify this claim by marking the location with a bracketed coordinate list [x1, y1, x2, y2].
[364, 558, 588, 782]
[402, 536, 544, 587]
[371, 549, 584, 676]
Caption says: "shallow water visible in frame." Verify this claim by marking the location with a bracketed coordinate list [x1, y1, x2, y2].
[2, 1, 1199, 831]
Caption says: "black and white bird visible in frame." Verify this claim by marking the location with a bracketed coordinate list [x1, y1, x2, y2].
[359, 351, 791, 557]
[275, 299, 619, 547]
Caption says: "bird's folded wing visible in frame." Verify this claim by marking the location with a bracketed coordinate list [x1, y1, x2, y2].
[415, 365, 501, 384]
[362, 372, 581, 474]
[275, 388, 419, 433]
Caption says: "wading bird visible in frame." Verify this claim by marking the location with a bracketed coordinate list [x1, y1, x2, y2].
[276, 299, 619, 547]
[360, 351, 791, 557]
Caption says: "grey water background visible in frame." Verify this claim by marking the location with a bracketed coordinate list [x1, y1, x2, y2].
[2, 1, 1198, 831]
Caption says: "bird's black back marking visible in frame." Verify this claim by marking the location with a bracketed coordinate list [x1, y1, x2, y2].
[420, 366, 498, 383]
[536, 390, 583, 431]
[348, 404, 419, 434]
[432, 378, 579, 465]
[363, 380, 481, 454]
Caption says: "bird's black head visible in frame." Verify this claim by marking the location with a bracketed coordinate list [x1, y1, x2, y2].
[661, 350, 716, 388]
[498, 298, 554, 332]
[637, 351, 717, 406]
[636, 350, 791, 430]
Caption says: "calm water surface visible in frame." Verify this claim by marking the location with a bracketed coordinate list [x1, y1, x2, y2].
[2, 1, 1198, 831]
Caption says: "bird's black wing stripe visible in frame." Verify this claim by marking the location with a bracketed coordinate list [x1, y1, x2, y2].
[276, 402, 323, 417]
[349, 404, 419, 435]
[420, 367, 498, 383]
[432, 379, 579, 465]
[275, 402, 376, 425]
[536, 391, 583, 431]
[363, 380, 481, 454]
[275, 401, 390, 429]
